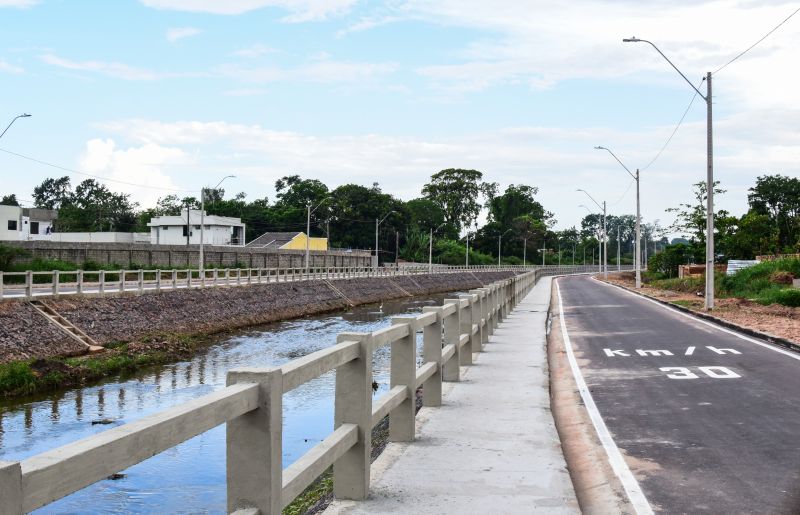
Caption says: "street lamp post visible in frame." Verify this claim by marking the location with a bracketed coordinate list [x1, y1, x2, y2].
[306, 197, 332, 273]
[523, 237, 527, 266]
[1, 113, 31, 139]
[200, 175, 235, 275]
[578, 190, 607, 280]
[624, 36, 714, 309]
[429, 223, 446, 273]
[595, 146, 641, 288]
[465, 231, 470, 267]
[375, 210, 396, 271]
[617, 227, 621, 271]
[498, 228, 512, 266]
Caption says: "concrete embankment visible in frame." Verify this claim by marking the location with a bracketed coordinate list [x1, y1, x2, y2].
[0, 271, 517, 363]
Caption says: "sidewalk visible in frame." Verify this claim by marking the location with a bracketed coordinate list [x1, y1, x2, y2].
[325, 276, 578, 514]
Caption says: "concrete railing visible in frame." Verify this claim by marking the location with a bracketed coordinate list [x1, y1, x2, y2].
[0, 270, 542, 514]
[0, 264, 623, 300]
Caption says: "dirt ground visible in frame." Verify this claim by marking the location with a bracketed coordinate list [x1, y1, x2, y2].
[603, 272, 800, 344]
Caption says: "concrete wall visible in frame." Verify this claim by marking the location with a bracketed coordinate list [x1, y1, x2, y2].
[4, 240, 371, 269]
[30, 232, 151, 244]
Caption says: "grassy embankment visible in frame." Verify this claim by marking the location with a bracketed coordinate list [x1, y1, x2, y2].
[0, 334, 200, 398]
[643, 258, 800, 307]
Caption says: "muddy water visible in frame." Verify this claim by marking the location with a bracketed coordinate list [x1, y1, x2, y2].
[0, 293, 456, 514]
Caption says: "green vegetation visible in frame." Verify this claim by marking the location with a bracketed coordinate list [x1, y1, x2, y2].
[283, 471, 333, 515]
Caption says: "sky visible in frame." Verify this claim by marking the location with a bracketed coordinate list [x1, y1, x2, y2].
[1, 0, 799, 236]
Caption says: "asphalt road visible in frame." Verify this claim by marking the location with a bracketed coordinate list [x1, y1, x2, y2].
[557, 275, 800, 515]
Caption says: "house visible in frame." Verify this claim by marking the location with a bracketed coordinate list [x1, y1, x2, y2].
[246, 231, 328, 251]
[148, 209, 246, 246]
[0, 205, 58, 241]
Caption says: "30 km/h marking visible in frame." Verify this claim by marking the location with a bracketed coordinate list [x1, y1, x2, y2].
[603, 346, 743, 357]
[659, 366, 741, 379]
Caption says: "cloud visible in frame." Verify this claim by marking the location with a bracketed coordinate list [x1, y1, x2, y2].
[232, 44, 277, 58]
[40, 54, 162, 80]
[222, 87, 269, 96]
[0, 0, 37, 7]
[139, 0, 358, 20]
[80, 138, 188, 207]
[166, 27, 202, 42]
[217, 59, 399, 83]
[0, 59, 24, 74]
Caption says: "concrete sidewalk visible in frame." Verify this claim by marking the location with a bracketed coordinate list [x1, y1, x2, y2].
[325, 277, 578, 514]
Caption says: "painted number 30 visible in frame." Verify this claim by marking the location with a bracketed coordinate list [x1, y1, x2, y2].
[659, 366, 741, 379]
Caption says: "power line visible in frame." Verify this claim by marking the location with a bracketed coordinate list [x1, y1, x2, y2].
[713, 6, 800, 75]
[0, 146, 197, 193]
[609, 177, 635, 207]
[641, 81, 703, 172]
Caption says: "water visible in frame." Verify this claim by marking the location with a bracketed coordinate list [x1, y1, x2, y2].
[0, 293, 455, 514]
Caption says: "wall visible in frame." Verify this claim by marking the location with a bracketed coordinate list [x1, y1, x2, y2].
[0, 204, 20, 241]
[4, 240, 371, 269]
[30, 232, 150, 244]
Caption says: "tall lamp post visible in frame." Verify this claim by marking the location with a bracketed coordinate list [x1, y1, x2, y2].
[578, 190, 607, 280]
[498, 228, 512, 266]
[306, 196, 332, 273]
[428, 223, 446, 272]
[624, 36, 714, 309]
[200, 174, 235, 274]
[375, 210, 396, 271]
[1, 113, 31, 139]
[595, 146, 641, 288]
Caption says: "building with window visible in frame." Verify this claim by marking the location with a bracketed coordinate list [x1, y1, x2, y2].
[148, 209, 246, 246]
[0, 205, 58, 241]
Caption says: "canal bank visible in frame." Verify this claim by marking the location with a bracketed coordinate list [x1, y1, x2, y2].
[0, 271, 517, 397]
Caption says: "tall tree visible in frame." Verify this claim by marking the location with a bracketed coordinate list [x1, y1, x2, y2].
[422, 169, 494, 232]
[666, 181, 728, 244]
[33, 176, 72, 209]
[747, 174, 800, 251]
[1, 194, 20, 206]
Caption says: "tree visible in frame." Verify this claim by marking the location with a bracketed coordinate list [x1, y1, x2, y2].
[747, 174, 800, 252]
[33, 176, 72, 209]
[422, 169, 494, 232]
[1, 194, 20, 206]
[666, 181, 728, 245]
[405, 198, 446, 232]
[719, 212, 779, 259]
[487, 184, 551, 228]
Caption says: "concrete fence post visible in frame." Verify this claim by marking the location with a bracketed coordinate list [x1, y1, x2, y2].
[137, 270, 144, 294]
[76, 270, 83, 295]
[213, 269, 218, 287]
[464, 293, 482, 354]
[172, 269, 177, 290]
[52, 270, 59, 296]
[457, 296, 474, 365]
[443, 299, 462, 379]
[333, 332, 373, 501]
[469, 289, 486, 347]
[25, 270, 32, 299]
[421, 306, 443, 407]
[187, 269, 193, 289]
[99, 270, 106, 296]
[226, 368, 283, 515]
[477, 288, 491, 341]
[155, 270, 161, 293]
[390, 317, 418, 442]
[0, 460, 23, 515]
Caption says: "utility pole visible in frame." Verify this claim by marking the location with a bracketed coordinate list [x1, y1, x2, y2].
[375, 210, 395, 271]
[465, 232, 470, 267]
[305, 197, 331, 274]
[395, 230, 399, 265]
[498, 229, 511, 266]
[523, 238, 527, 266]
[200, 175, 235, 274]
[617, 227, 621, 271]
[572, 243, 576, 266]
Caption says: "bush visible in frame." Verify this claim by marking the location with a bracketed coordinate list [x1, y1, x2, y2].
[756, 288, 800, 307]
[769, 270, 795, 285]
[0, 243, 31, 271]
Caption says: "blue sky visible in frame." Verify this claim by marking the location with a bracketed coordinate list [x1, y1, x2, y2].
[1, 0, 799, 235]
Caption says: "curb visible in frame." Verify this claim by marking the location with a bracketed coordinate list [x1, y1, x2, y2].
[600, 278, 800, 355]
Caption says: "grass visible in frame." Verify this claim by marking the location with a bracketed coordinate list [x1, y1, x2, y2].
[0, 360, 38, 393]
[670, 300, 694, 308]
[642, 258, 800, 307]
[283, 471, 333, 515]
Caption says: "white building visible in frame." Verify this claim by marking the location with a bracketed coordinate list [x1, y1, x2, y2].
[0, 205, 58, 241]
[148, 209, 246, 246]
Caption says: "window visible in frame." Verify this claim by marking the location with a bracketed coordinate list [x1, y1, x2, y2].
[7, 220, 17, 231]
[183, 225, 189, 237]
[194, 225, 201, 230]
[162, 226, 168, 230]
[30, 221, 39, 234]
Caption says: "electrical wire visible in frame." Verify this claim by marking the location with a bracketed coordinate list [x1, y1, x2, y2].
[641, 81, 703, 172]
[0, 147, 197, 193]
[609, 177, 636, 207]
[713, 6, 800, 75]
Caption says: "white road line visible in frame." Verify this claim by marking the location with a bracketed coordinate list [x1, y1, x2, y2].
[555, 280, 654, 515]
[590, 276, 800, 362]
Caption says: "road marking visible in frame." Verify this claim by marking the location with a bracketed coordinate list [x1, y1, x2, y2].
[636, 349, 673, 356]
[698, 366, 741, 379]
[685, 346, 695, 355]
[590, 277, 800, 362]
[707, 346, 741, 355]
[556, 280, 654, 515]
[604, 348, 630, 357]
[659, 367, 699, 379]
[659, 366, 741, 379]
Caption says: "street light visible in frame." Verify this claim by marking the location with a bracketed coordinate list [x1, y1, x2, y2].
[578, 190, 607, 279]
[200, 174, 235, 274]
[0, 113, 31, 139]
[375, 210, 396, 271]
[428, 223, 446, 273]
[624, 36, 715, 309]
[498, 228, 512, 266]
[595, 146, 641, 288]
[306, 196, 333, 273]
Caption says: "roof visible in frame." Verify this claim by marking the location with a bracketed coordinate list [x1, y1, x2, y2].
[246, 231, 301, 248]
[147, 209, 244, 227]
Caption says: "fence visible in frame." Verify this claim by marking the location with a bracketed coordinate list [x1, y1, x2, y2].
[0, 264, 610, 300]
[0, 269, 547, 514]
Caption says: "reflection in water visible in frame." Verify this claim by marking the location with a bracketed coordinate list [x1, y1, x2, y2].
[0, 293, 453, 514]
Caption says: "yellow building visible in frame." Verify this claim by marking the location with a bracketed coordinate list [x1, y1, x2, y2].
[246, 231, 328, 251]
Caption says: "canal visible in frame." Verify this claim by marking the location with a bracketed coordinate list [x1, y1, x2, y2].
[0, 293, 455, 514]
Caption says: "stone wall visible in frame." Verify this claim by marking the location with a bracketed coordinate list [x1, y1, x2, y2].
[0, 271, 518, 363]
[5, 240, 372, 269]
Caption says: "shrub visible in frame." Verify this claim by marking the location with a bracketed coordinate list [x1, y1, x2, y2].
[756, 288, 800, 307]
[0, 243, 31, 271]
[769, 270, 795, 285]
